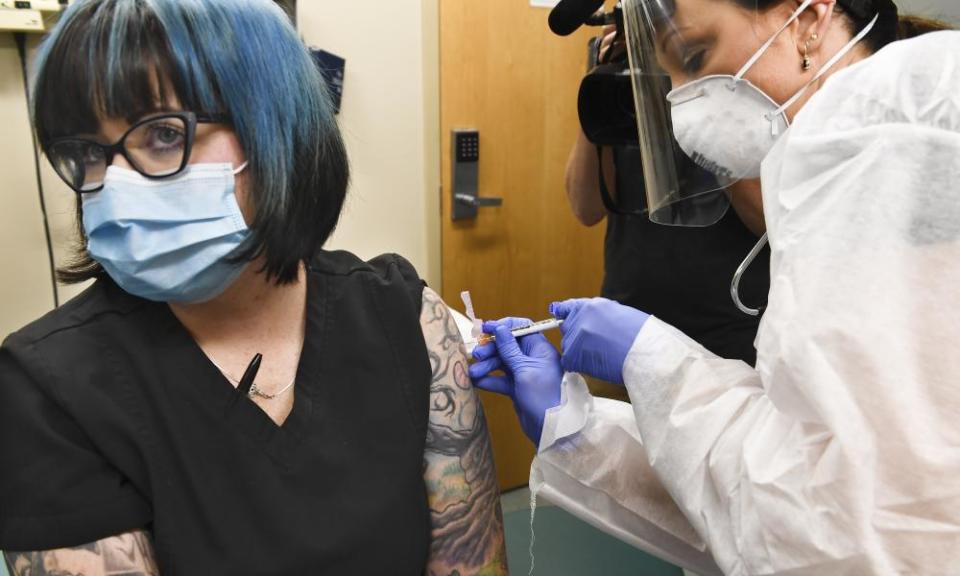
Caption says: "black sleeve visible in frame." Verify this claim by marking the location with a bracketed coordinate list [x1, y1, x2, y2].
[369, 253, 427, 315]
[363, 253, 431, 437]
[0, 335, 151, 551]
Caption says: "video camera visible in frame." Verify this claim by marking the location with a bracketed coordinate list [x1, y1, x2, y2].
[550, 0, 638, 147]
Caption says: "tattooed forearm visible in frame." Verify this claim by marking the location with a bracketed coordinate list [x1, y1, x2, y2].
[4, 530, 159, 576]
[420, 288, 508, 576]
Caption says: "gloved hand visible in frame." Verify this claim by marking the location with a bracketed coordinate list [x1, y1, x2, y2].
[468, 317, 563, 446]
[550, 298, 650, 385]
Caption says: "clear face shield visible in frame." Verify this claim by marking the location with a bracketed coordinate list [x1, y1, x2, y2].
[620, 0, 734, 227]
[622, 0, 879, 312]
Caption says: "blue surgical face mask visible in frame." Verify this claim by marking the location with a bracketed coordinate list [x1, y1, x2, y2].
[82, 162, 252, 303]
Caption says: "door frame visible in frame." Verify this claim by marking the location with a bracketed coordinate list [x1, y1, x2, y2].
[422, 0, 443, 290]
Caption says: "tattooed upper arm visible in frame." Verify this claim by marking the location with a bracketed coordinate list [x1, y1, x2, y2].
[419, 288, 508, 576]
[4, 530, 159, 576]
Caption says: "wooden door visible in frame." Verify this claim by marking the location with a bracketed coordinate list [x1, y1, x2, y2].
[440, 0, 607, 490]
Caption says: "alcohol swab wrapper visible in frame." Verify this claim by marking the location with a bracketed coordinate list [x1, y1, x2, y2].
[460, 290, 483, 340]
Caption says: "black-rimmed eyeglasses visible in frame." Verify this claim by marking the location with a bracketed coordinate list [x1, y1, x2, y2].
[46, 111, 229, 195]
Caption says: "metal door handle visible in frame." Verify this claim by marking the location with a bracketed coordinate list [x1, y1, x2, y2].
[455, 193, 503, 208]
[451, 129, 505, 220]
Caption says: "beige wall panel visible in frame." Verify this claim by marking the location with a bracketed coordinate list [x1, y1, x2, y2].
[0, 33, 54, 339]
[298, 0, 441, 288]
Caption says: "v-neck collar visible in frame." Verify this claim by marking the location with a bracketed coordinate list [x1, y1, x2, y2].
[154, 270, 329, 468]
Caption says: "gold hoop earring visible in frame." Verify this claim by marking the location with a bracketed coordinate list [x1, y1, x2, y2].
[802, 35, 817, 71]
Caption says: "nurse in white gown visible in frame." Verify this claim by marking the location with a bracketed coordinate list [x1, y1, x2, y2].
[469, 0, 960, 573]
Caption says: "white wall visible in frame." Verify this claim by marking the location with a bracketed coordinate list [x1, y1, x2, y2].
[298, 0, 441, 288]
[898, 0, 960, 25]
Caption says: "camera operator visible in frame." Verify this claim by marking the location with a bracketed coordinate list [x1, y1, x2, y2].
[565, 26, 770, 366]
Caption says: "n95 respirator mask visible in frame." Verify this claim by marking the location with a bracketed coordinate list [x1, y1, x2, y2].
[666, 0, 878, 180]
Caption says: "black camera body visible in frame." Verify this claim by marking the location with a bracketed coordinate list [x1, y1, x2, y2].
[551, 0, 640, 146]
[579, 41, 638, 146]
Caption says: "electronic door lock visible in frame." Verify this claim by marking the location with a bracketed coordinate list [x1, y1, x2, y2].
[451, 129, 503, 220]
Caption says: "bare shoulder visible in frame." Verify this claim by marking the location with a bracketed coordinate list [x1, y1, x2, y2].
[4, 530, 158, 576]
[419, 287, 465, 358]
[417, 287, 509, 575]
[418, 287, 486, 461]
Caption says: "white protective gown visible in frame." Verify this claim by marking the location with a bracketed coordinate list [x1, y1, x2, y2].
[533, 31, 960, 575]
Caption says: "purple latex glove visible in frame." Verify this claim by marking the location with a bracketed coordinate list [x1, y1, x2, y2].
[550, 298, 650, 385]
[468, 317, 563, 446]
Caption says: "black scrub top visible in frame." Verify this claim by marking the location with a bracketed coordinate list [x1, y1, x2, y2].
[602, 145, 770, 365]
[0, 251, 433, 575]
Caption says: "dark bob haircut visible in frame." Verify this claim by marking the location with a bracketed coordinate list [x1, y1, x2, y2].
[32, 0, 349, 285]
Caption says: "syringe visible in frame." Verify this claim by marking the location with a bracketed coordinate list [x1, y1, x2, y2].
[466, 318, 564, 349]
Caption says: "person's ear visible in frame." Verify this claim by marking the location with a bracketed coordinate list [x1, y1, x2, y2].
[794, 0, 836, 70]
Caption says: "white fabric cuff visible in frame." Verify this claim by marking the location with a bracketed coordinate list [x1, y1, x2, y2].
[538, 372, 593, 454]
[621, 316, 712, 407]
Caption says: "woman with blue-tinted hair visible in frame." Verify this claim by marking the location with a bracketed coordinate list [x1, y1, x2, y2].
[0, 1, 508, 574]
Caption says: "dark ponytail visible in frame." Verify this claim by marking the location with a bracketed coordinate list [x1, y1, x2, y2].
[833, 0, 954, 52]
[834, 0, 899, 53]
[897, 14, 953, 39]
[731, 0, 953, 53]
